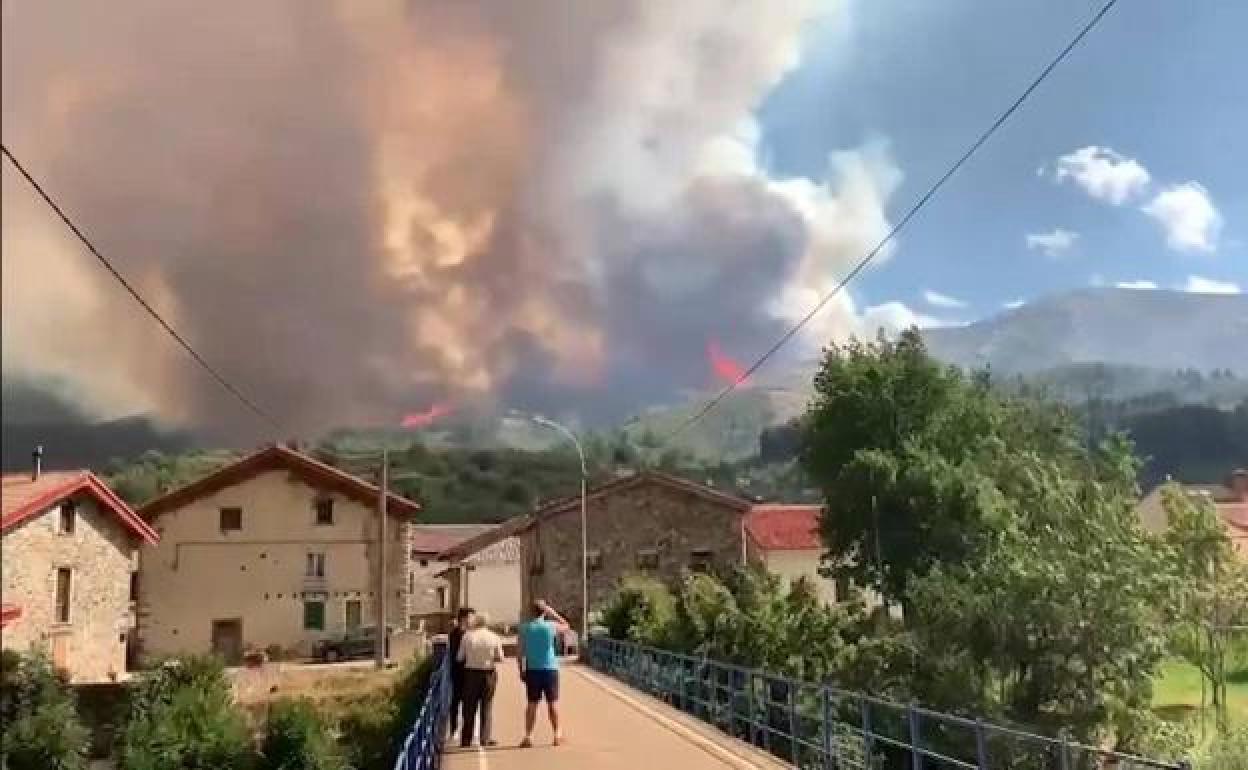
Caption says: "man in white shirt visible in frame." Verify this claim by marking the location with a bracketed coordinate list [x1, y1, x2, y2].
[456, 612, 505, 748]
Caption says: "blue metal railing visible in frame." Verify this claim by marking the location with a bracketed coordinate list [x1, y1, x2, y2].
[393, 648, 451, 770]
[588, 637, 1187, 770]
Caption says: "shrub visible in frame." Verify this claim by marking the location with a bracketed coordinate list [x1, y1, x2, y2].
[0, 649, 90, 770]
[259, 699, 346, 770]
[117, 656, 254, 770]
[598, 575, 678, 644]
[1203, 728, 1248, 770]
[335, 654, 434, 770]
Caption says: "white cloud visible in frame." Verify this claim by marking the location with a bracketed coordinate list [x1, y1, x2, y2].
[1182, 275, 1240, 295]
[1142, 182, 1222, 253]
[1115, 280, 1159, 290]
[922, 289, 967, 309]
[1025, 227, 1078, 257]
[861, 302, 963, 335]
[1003, 299, 1025, 310]
[1053, 146, 1151, 205]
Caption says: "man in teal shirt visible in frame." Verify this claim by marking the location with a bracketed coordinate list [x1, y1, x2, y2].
[517, 598, 570, 747]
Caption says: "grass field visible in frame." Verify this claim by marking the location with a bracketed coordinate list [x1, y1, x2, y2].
[1153, 659, 1248, 735]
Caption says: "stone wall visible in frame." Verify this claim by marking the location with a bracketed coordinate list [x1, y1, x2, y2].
[525, 479, 747, 627]
[1, 496, 136, 682]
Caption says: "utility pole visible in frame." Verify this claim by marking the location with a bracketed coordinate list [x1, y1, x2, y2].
[375, 447, 388, 670]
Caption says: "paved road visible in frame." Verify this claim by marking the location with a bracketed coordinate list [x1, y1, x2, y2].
[443, 663, 789, 770]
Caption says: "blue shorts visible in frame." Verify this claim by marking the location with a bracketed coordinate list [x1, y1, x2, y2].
[524, 668, 559, 704]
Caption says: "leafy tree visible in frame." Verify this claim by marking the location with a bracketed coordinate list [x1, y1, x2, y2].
[117, 657, 254, 770]
[1164, 484, 1248, 735]
[259, 699, 346, 770]
[0, 650, 90, 770]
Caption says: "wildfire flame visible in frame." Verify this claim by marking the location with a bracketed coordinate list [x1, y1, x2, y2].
[707, 340, 749, 386]
[400, 402, 454, 429]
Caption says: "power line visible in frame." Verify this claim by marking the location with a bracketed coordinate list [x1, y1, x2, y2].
[2, 144, 283, 433]
[666, 0, 1122, 442]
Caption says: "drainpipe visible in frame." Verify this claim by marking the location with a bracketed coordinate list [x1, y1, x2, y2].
[32, 446, 43, 481]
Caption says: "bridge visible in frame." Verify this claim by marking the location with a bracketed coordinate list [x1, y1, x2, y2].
[394, 638, 1187, 770]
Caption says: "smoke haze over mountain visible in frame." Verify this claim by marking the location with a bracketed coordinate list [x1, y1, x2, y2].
[2, 0, 901, 440]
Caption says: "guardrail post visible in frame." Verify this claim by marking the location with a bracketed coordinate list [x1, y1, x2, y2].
[788, 679, 799, 764]
[860, 697, 874, 770]
[822, 686, 834, 770]
[1059, 736, 1071, 770]
[908, 706, 922, 770]
[974, 718, 987, 769]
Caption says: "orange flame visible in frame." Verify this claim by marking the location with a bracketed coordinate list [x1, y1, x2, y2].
[400, 402, 454, 429]
[707, 340, 748, 385]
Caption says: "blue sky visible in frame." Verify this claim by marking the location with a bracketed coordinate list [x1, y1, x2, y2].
[758, 0, 1245, 321]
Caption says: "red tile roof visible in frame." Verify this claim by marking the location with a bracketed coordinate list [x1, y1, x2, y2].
[410, 525, 497, 555]
[2, 470, 158, 544]
[139, 444, 421, 521]
[744, 504, 823, 551]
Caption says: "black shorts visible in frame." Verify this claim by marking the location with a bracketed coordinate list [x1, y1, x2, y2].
[523, 668, 559, 704]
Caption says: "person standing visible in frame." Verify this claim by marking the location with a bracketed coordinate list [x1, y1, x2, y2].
[517, 598, 570, 748]
[447, 607, 474, 738]
[457, 612, 505, 748]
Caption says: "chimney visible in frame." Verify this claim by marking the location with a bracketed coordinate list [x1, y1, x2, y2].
[32, 445, 43, 481]
[1231, 469, 1248, 502]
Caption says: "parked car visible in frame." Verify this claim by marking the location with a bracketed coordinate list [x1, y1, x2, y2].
[314, 625, 393, 663]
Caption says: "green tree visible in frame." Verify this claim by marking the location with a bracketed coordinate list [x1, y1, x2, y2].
[259, 699, 346, 770]
[0, 650, 90, 770]
[118, 657, 254, 770]
[1164, 484, 1248, 735]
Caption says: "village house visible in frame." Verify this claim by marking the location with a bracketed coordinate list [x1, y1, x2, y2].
[135, 444, 420, 663]
[439, 471, 760, 630]
[744, 504, 839, 605]
[409, 524, 522, 631]
[2, 454, 159, 682]
[1137, 468, 1248, 557]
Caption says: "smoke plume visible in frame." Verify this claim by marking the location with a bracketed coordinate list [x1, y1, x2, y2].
[2, 0, 899, 440]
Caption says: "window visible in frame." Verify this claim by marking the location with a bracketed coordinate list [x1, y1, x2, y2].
[345, 600, 362, 630]
[219, 507, 242, 531]
[408, 572, 414, 593]
[58, 501, 76, 535]
[303, 600, 325, 631]
[314, 497, 334, 526]
[636, 549, 659, 570]
[689, 548, 713, 573]
[129, 572, 140, 602]
[305, 553, 326, 578]
[55, 568, 72, 624]
[587, 549, 603, 571]
[436, 586, 448, 610]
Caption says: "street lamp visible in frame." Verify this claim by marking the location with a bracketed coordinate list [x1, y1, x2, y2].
[510, 411, 589, 643]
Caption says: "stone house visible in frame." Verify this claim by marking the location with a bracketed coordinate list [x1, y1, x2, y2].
[409, 525, 522, 631]
[136, 445, 421, 663]
[439, 471, 755, 632]
[1137, 468, 1248, 558]
[2, 465, 159, 682]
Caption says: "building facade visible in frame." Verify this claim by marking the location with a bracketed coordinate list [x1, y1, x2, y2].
[743, 504, 839, 605]
[440, 472, 753, 631]
[2, 469, 159, 682]
[137, 446, 420, 662]
[1138, 468, 1248, 558]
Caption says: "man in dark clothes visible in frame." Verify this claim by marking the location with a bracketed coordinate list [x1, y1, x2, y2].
[447, 607, 475, 738]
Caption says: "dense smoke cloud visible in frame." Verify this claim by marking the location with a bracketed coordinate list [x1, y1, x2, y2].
[2, 0, 899, 440]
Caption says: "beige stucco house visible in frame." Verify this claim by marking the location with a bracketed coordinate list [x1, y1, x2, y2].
[1137, 468, 1248, 558]
[411, 525, 522, 628]
[2, 465, 159, 682]
[743, 504, 840, 605]
[136, 445, 420, 662]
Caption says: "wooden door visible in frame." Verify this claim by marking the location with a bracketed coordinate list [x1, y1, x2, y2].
[210, 619, 243, 665]
[345, 600, 362, 631]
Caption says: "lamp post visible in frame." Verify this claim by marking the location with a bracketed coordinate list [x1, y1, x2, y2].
[512, 411, 589, 643]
